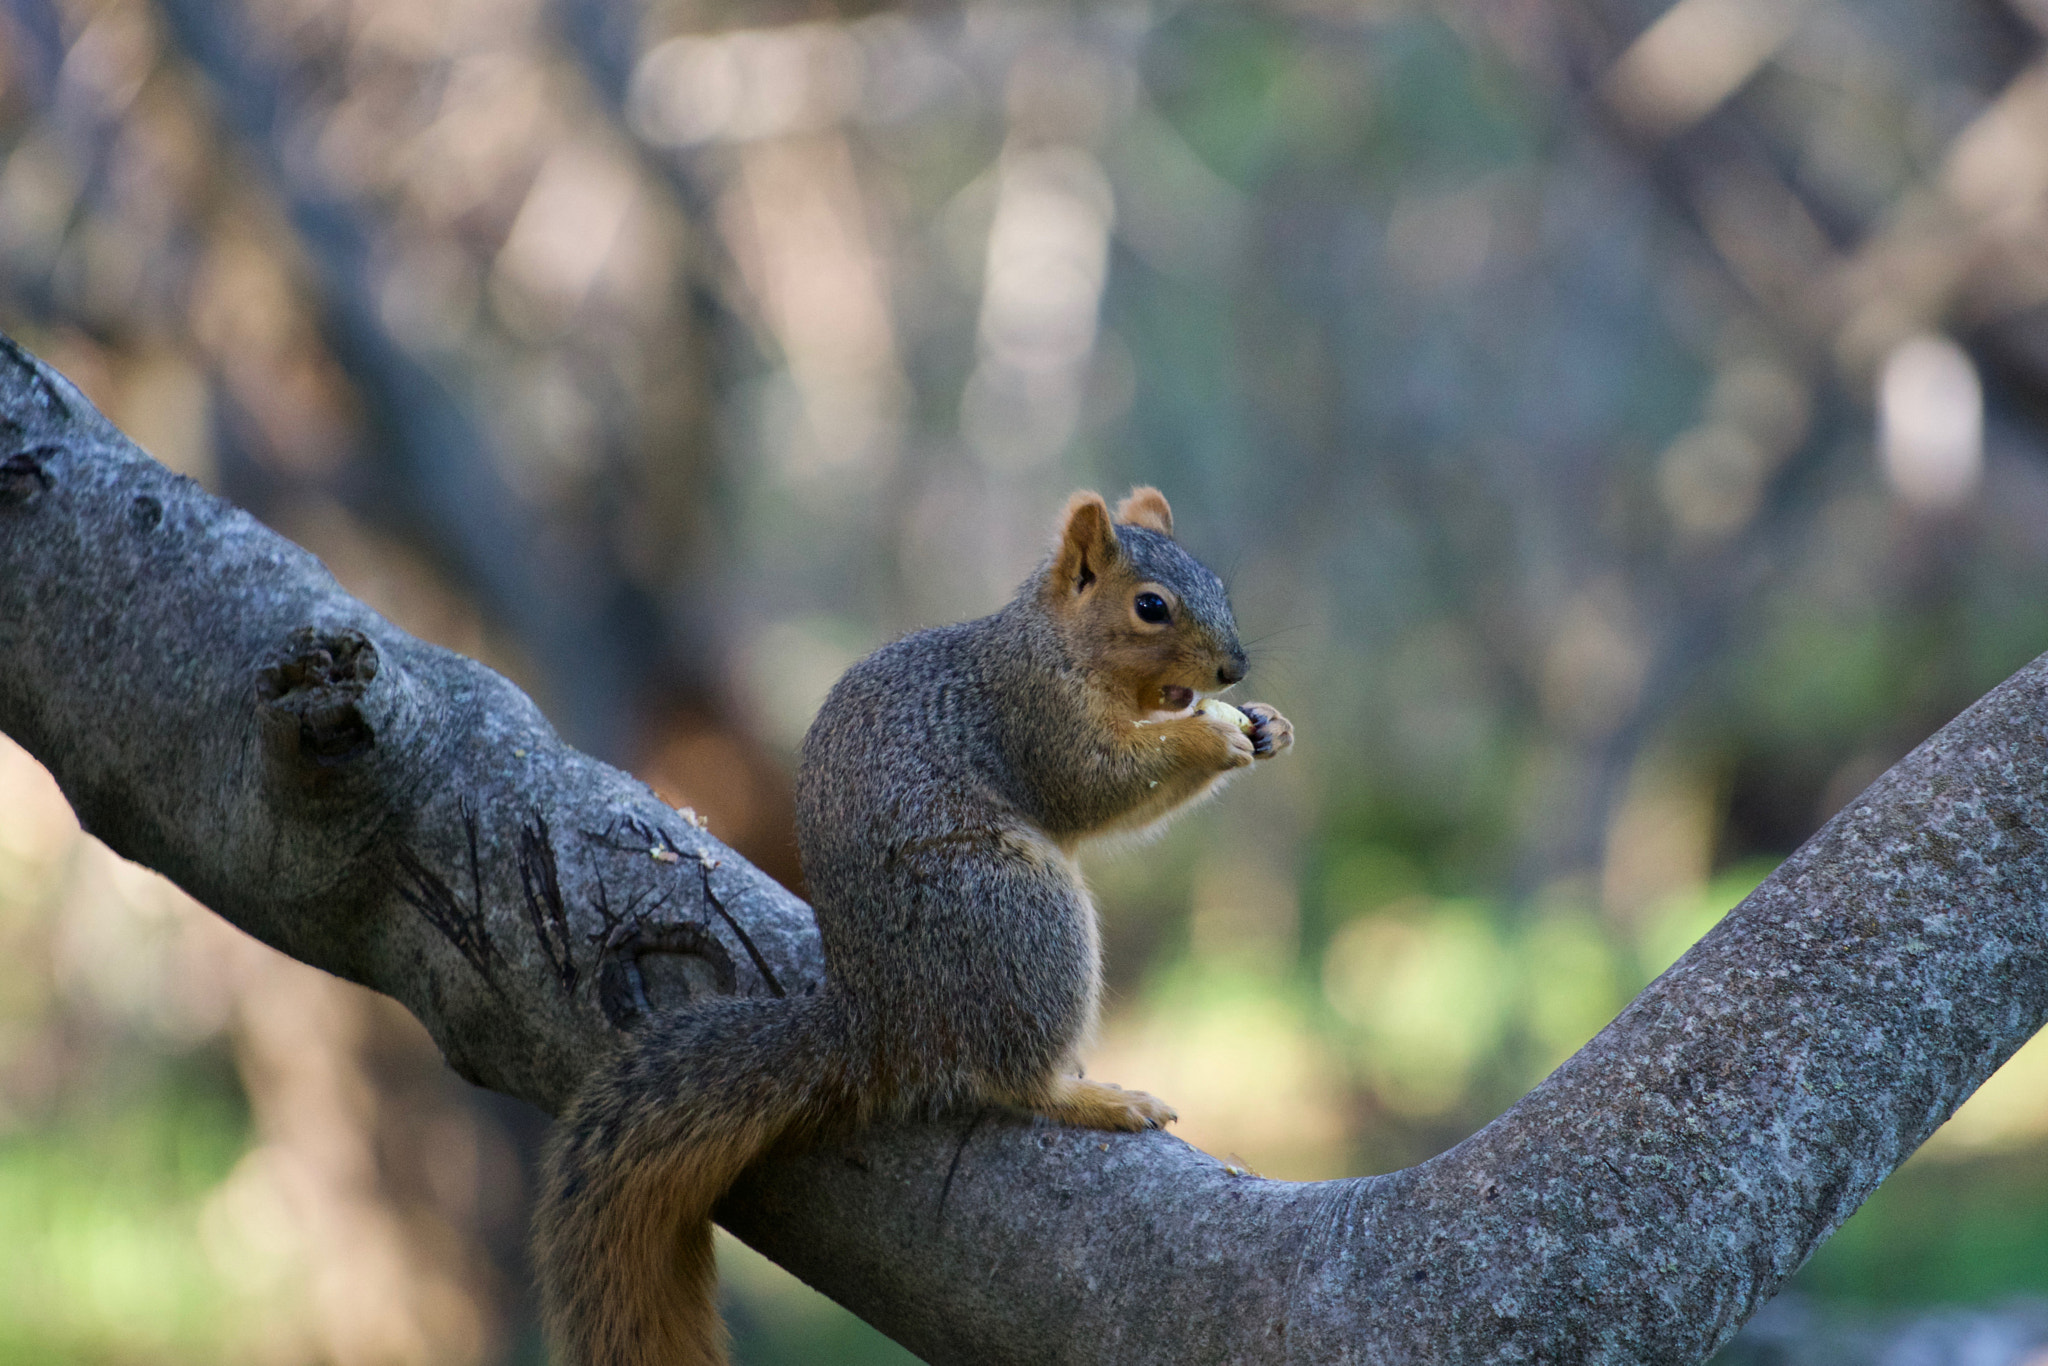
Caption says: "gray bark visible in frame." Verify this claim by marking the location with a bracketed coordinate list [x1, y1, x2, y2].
[2, 332, 2044, 1364]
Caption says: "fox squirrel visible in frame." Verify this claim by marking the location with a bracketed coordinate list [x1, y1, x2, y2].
[535, 487, 1294, 1365]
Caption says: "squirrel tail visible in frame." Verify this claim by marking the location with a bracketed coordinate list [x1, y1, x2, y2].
[535, 992, 849, 1366]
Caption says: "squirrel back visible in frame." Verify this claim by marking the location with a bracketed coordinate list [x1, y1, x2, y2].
[536, 487, 1294, 1366]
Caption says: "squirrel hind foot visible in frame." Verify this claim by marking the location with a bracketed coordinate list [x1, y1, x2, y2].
[1032, 1076, 1177, 1132]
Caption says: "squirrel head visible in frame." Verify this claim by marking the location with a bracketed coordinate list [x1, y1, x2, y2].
[1040, 487, 1248, 717]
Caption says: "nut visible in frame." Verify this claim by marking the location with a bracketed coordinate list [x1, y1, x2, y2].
[1195, 698, 1254, 734]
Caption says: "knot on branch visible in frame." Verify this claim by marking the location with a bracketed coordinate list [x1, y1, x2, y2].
[0, 447, 56, 508]
[257, 627, 381, 776]
[597, 920, 738, 1029]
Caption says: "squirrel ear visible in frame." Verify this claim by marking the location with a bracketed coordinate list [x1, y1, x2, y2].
[1051, 491, 1119, 596]
[1114, 486, 1174, 536]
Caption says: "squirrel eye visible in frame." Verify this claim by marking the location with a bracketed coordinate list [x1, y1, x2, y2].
[1133, 592, 1170, 624]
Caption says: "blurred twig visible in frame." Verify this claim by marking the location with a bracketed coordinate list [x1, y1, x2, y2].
[147, 0, 672, 758]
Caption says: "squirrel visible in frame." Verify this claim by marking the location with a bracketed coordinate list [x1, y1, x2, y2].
[535, 487, 1294, 1366]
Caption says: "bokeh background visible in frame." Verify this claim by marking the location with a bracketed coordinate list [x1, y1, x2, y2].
[3, 0, 2048, 1361]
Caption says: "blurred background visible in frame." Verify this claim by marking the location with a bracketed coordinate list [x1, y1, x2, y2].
[2, 0, 2048, 1360]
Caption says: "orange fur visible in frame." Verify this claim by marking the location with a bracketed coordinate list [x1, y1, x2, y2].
[1030, 1074, 1178, 1130]
[537, 998, 840, 1366]
[1114, 486, 1174, 535]
[1050, 492, 1119, 596]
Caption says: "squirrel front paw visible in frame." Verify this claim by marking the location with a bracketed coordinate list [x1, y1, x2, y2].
[1196, 706, 1257, 769]
[1240, 703, 1294, 759]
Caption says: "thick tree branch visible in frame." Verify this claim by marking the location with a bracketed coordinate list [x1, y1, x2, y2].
[0, 333, 817, 1107]
[3, 334, 2045, 1362]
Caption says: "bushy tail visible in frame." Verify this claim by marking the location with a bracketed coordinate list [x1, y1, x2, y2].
[536, 992, 847, 1366]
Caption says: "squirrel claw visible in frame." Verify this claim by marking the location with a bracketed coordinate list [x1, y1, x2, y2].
[1240, 703, 1294, 760]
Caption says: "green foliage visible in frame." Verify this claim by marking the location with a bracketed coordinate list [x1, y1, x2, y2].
[1314, 857, 1774, 1129]
[0, 1054, 254, 1364]
[720, 1235, 921, 1366]
[1794, 1149, 2048, 1307]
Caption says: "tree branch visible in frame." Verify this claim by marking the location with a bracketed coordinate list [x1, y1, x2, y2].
[3, 333, 2044, 1362]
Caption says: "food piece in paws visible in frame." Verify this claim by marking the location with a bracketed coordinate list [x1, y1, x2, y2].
[1195, 697, 1254, 734]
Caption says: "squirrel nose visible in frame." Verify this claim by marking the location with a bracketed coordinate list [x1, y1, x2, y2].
[1217, 651, 1247, 687]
